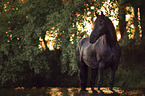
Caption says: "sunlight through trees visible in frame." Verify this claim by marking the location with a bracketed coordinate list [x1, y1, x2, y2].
[0, 0, 145, 88]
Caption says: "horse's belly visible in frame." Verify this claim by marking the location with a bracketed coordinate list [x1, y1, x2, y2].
[102, 51, 119, 69]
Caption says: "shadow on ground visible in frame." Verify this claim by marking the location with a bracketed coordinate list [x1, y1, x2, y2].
[0, 87, 144, 96]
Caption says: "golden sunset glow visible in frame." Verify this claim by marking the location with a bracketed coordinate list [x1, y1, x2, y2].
[126, 6, 135, 39]
[13, 87, 144, 95]
[39, 29, 58, 50]
[39, 36, 55, 51]
[117, 33, 121, 41]
[76, 16, 93, 36]
[39, 0, 141, 50]
[76, 0, 120, 40]
[41, 1, 121, 50]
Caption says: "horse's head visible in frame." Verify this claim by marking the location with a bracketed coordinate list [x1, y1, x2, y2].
[90, 12, 107, 44]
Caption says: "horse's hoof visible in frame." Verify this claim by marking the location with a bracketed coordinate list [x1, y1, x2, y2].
[80, 89, 88, 93]
[98, 87, 100, 90]
[109, 87, 113, 91]
[92, 90, 98, 94]
[80, 90, 90, 96]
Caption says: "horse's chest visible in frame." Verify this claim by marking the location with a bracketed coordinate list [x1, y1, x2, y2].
[82, 46, 98, 68]
[83, 46, 94, 56]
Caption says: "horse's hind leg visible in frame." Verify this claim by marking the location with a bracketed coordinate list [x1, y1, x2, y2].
[79, 61, 88, 91]
[90, 68, 98, 92]
[76, 46, 88, 91]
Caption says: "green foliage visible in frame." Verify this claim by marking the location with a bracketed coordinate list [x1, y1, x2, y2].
[44, 0, 94, 74]
[0, 0, 52, 86]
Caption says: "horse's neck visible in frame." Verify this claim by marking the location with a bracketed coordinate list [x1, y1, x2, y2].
[105, 31, 117, 48]
[104, 18, 117, 48]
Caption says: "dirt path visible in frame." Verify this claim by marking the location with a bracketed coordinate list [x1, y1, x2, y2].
[0, 87, 144, 96]
[41, 87, 144, 96]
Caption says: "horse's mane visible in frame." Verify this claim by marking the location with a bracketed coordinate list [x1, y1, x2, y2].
[105, 16, 117, 43]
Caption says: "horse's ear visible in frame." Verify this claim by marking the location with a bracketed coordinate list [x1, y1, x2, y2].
[101, 11, 104, 16]
[95, 11, 98, 16]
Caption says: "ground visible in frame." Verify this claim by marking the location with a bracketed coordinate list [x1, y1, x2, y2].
[0, 87, 144, 96]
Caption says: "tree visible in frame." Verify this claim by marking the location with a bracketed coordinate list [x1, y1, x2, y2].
[0, 0, 144, 87]
[118, 0, 145, 41]
[118, 5, 126, 39]
[139, 0, 145, 40]
[0, 0, 63, 86]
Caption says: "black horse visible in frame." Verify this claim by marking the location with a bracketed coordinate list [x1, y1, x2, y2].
[76, 12, 121, 92]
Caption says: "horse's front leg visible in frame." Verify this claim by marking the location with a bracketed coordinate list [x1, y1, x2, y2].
[90, 68, 98, 92]
[79, 61, 88, 91]
[110, 66, 117, 90]
[97, 62, 104, 90]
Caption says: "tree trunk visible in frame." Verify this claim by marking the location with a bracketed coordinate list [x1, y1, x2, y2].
[140, 0, 145, 40]
[133, 6, 140, 40]
[119, 5, 126, 39]
[42, 30, 49, 51]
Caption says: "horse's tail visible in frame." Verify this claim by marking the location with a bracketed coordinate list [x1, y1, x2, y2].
[76, 44, 81, 69]
[76, 37, 89, 69]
